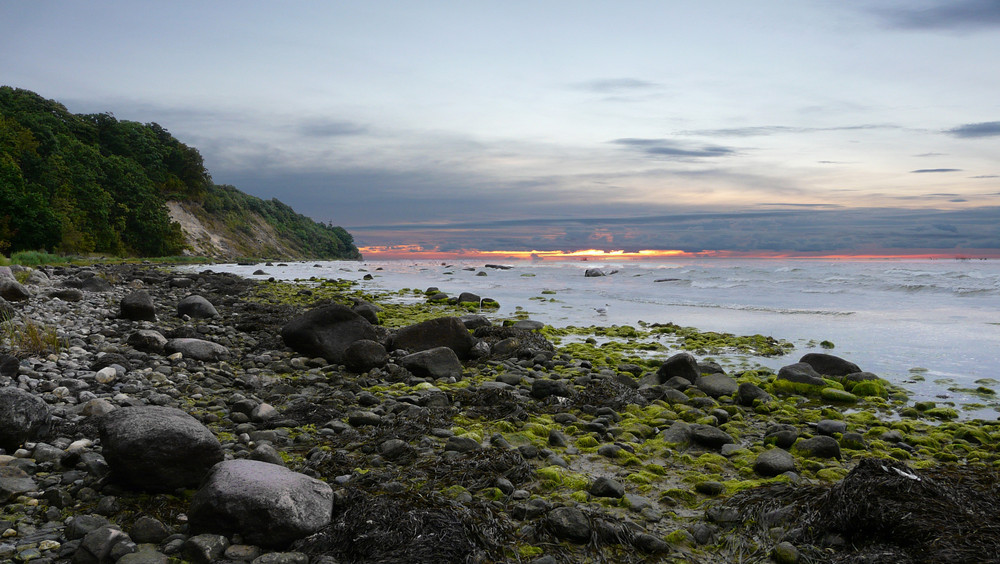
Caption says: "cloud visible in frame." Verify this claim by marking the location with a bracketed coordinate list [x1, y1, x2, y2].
[611, 138, 737, 159]
[946, 121, 1000, 138]
[572, 78, 658, 93]
[299, 118, 368, 137]
[972, 175, 1000, 179]
[874, 0, 1000, 30]
[914, 152, 947, 157]
[911, 168, 962, 173]
[682, 124, 900, 137]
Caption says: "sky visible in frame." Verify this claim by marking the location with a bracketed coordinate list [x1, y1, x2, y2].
[2, 1, 1000, 257]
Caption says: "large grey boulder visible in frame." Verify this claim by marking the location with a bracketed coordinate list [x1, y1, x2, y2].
[656, 352, 700, 384]
[695, 373, 738, 398]
[99, 406, 223, 491]
[389, 316, 478, 360]
[280, 304, 378, 363]
[343, 339, 388, 373]
[189, 459, 333, 548]
[799, 353, 861, 377]
[400, 346, 463, 380]
[689, 424, 734, 450]
[0, 277, 30, 302]
[0, 386, 51, 452]
[177, 295, 219, 319]
[127, 330, 168, 353]
[165, 338, 230, 362]
[545, 506, 591, 544]
[0, 354, 20, 379]
[119, 291, 156, 321]
[777, 362, 826, 386]
[1, 465, 38, 502]
[754, 448, 796, 477]
[736, 382, 771, 406]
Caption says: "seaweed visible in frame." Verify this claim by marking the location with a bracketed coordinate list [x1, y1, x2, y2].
[293, 487, 516, 564]
[721, 457, 1000, 563]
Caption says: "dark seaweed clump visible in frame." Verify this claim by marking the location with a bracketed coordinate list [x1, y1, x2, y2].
[721, 457, 1000, 563]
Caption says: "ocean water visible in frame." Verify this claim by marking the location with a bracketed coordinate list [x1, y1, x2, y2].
[195, 259, 1000, 418]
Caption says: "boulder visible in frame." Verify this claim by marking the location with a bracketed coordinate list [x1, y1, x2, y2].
[119, 291, 156, 321]
[400, 346, 463, 380]
[177, 295, 219, 319]
[589, 477, 625, 498]
[816, 419, 848, 436]
[777, 362, 826, 386]
[794, 435, 842, 459]
[165, 338, 230, 362]
[656, 352, 700, 384]
[1, 465, 37, 502]
[695, 373, 739, 398]
[0, 386, 51, 452]
[280, 304, 378, 363]
[0, 354, 19, 379]
[753, 448, 796, 477]
[0, 297, 14, 319]
[460, 314, 491, 330]
[689, 424, 734, 450]
[457, 292, 481, 304]
[736, 382, 771, 406]
[81, 276, 113, 292]
[800, 353, 861, 377]
[531, 378, 573, 400]
[584, 269, 606, 277]
[351, 302, 381, 324]
[99, 406, 223, 491]
[546, 506, 591, 543]
[127, 330, 168, 353]
[0, 277, 30, 301]
[189, 459, 333, 548]
[48, 287, 84, 302]
[389, 316, 478, 360]
[343, 339, 388, 373]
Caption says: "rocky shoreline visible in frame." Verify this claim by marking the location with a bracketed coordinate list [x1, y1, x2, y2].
[2, 262, 1000, 563]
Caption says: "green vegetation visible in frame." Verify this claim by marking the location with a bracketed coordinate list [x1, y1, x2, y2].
[0, 86, 359, 260]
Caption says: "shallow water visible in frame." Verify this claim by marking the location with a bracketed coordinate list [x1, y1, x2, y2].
[193, 258, 1000, 418]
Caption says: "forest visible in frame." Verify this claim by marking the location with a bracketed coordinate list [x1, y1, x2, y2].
[0, 86, 359, 259]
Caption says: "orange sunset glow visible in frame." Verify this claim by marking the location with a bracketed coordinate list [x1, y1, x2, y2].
[357, 246, 1000, 261]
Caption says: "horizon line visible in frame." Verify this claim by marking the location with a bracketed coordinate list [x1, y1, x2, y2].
[356, 246, 1000, 261]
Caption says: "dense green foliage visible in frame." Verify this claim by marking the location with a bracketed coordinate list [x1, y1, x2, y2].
[0, 86, 359, 259]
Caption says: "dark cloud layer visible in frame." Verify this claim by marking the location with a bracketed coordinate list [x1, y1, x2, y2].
[874, 0, 1000, 30]
[351, 207, 1000, 253]
[573, 78, 658, 93]
[946, 121, 1000, 138]
[683, 124, 900, 137]
[299, 119, 368, 138]
[911, 168, 962, 173]
[612, 138, 736, 159]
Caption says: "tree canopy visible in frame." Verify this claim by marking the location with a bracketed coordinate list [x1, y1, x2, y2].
[0, 86, 359, 259]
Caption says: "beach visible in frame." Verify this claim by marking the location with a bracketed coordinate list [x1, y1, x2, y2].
[2, 261, 1000, 563]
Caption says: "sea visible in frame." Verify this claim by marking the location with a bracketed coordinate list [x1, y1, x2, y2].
[192, 258, 1000, 419]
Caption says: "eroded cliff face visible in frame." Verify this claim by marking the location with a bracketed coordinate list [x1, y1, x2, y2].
[166, 201, 299, 259]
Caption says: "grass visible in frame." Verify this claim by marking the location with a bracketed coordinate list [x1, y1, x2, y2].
[0, 315, 66, 357]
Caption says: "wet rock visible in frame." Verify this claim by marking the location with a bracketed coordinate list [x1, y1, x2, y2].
[656, 353, 700, 384]
[816, 419, 848, 436]
[177, 295, 219, 319]
[800, 353, 861, 377]
[165, 338, 230, 361]
[660, 421, 692, 444]
[457, 292, 481, 304]
[99, 406, 223, 491]
[0, 354, 18, 379]
[546, 506, 591, 543]
[281, 304, 378, 363]
[460, 315, 491, 330]
[590, 477, 625, 498]
[0, 386, 51, 452]
[389, 316, 478, 360]
[48, 287, 84, 301]
[689, 424, 734, 450]
[251, 553, 310, 564]
[351, 302, 381, 324]
[531, 378, 572, 400]
[400, 346, 463, 380]
[794, 435, 842, 459]
[695, 373, 738, 398]
[119, 291, 156, 321]
[584, 269, 606, 277]
[76, 524, 131, 564]
[189, 459, 333, 548]
[81, 276, 113, 292]
[736, 382, 771, 406]
[129, 516, 171, 544]
[754, 448, 796, 477]
[445, 436, 482, 453]
[777, 362, 825, 386]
